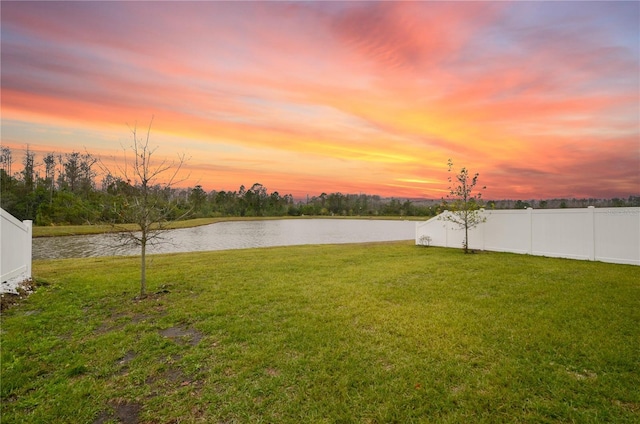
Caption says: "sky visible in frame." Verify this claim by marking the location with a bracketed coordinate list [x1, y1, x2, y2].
[1, 1, 638, 200]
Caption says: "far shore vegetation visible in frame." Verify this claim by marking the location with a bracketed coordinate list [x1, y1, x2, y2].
[2, 242, 639, 422]
[2, 146, 639, 229]
[31, 215, 424, 238]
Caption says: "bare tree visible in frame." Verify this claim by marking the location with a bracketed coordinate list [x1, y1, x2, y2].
[0, 146, 13, 176]
[109, 118, 189, 298]
[21, 145, 36, 193]
[79, 151, 98, 197]
[440, 159, 486, 253]
[43, 153, 57, 206]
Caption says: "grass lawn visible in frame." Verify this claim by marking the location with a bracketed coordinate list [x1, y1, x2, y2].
[1, 242, 639, 423]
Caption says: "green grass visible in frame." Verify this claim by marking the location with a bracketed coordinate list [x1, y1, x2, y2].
[2, 242, 639, 423]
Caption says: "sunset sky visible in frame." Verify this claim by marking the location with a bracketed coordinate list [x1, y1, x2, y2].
[1, 1, 638, 200]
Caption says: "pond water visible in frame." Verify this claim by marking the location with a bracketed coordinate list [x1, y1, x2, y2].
[33, 219, 417, 260]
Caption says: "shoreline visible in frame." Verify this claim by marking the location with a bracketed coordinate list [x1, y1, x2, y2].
[32, 215, 427, 238]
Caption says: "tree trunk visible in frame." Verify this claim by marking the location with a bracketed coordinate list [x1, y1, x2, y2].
[140, 241, 147, 298]
[464, 212, 469, 254]
[464, 225, 468, 253]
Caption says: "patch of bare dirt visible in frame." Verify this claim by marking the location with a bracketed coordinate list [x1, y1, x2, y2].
[97, 307, 167, 335]
[93, 401, 141, 424]
[144, 355, 204, 401]
[132, 285, 172, 302]
[146, 367, 196, 388]
[115, 350, 137, 376]
[0, 279, 36, 312]
[159, 325, 203, 346]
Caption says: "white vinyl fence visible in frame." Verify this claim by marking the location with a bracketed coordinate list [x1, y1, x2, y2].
[416, 207, 640, 266]
[1, 208, 33, 293]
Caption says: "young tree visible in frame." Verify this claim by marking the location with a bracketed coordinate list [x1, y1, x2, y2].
[440, 159, 486, 253]
[108, 118, 189, 298]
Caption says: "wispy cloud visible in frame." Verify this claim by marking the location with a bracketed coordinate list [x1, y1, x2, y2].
[1, 1, 637, 199]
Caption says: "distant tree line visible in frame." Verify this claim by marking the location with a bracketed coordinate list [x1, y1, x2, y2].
[0, 146, 438, 224]
[1, 146, 637, 225]
[485, 197, 640, 209]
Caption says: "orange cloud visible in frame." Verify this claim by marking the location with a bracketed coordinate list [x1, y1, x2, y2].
[1, 1, 638, 200]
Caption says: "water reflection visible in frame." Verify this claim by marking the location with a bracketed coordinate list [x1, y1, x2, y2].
[33, 219, 417, 260]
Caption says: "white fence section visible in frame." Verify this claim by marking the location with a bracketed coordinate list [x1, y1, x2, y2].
[1, 208, 33, 293]
[416, 207, 640, 266]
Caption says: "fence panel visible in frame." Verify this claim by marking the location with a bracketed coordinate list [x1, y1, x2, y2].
[1, 208, 33, 293]
[416, 207, 639, 266]
[594, 208, 640, 265]
[531, 209, 593, 260]
[483, 210, 531, 254]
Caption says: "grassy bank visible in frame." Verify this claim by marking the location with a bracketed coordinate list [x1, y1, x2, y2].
[32, 216, 426, 238]
[32, 217, 245, 238]
[2, 243, 639, 423]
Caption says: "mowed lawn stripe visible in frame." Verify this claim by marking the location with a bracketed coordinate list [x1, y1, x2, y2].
[2, 242, 638, 423]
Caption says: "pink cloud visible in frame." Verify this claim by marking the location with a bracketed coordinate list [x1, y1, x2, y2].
[1, 1, 637, 200]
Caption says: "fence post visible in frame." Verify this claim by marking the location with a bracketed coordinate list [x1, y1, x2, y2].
[480, 208, 486, 251]
[444, 210, 449, 248]
[24, 220, 33, 279]
[587, 206, 595, 261]
[527, 208, 533, 255]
